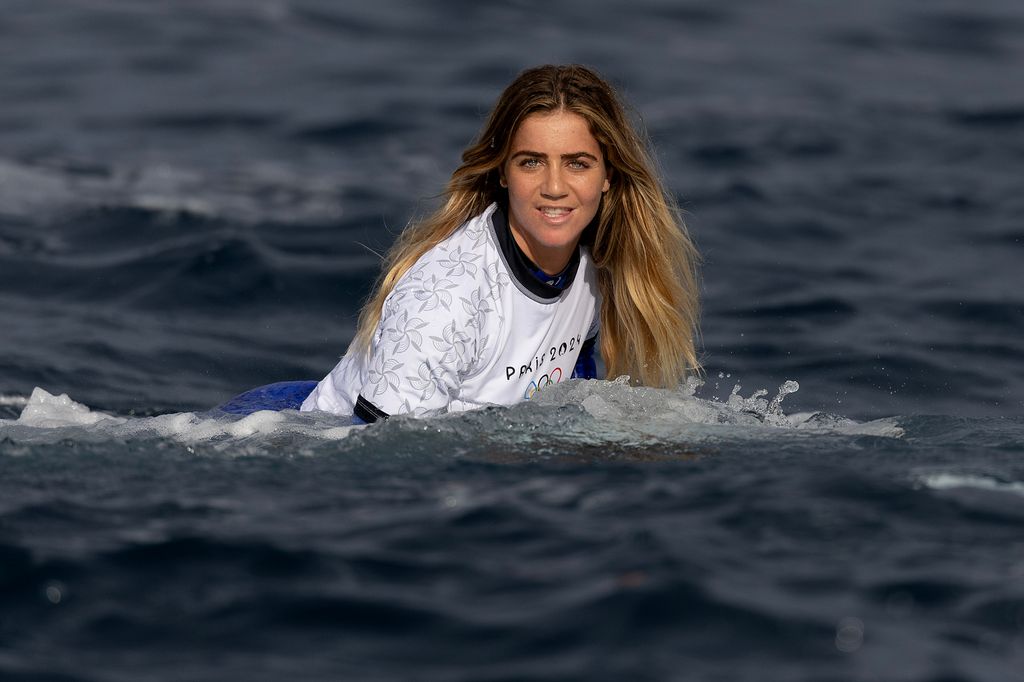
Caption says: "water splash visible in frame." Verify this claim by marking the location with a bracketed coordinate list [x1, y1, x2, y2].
[723, 379, 801, 426]
[532, 375, 902, 438]
[2, 378, 903, 456]
[2, 387, 355, 450]
[14, 387, 124, 428]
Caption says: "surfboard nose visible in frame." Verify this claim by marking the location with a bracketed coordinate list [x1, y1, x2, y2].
[216, 380, 319, 415]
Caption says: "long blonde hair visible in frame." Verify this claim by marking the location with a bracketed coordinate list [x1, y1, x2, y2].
[352, 64, 701, 387]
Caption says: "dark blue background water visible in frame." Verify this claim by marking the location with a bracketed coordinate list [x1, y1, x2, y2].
[2, 1, 1023, 680]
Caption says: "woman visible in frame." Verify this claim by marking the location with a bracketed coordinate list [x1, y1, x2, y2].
[220, 65, 700, 420]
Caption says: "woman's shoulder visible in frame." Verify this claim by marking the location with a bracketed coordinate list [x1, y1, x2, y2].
[386, 204, 506, 316]
[400, 205, 499, 285]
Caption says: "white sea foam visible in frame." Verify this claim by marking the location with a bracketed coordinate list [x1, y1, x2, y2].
[1, 379, 903, 452]
[918, 473, 1024, 498]
[1, 387, 356, 448]
[16, 387, 125, 428]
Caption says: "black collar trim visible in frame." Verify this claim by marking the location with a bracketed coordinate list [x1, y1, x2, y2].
[490, 204, 580, 301]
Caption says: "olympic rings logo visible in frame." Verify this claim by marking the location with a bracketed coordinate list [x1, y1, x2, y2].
[524, 367, 563, 400]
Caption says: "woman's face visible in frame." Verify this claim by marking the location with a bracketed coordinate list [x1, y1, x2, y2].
[502, 110, 610, 274]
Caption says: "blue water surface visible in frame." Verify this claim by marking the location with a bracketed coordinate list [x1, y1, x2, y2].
[2, 1, 1023, 680]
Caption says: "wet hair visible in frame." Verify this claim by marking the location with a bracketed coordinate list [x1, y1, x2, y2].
[352, 64, 701, 387]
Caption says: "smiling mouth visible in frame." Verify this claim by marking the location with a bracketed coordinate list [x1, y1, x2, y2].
[539, 207, 572, 217]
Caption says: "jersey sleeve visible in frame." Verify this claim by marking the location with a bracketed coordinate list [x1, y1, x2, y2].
[355, 267, 486, 420]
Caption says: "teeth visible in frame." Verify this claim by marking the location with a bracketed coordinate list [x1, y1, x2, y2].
[541, 208, 570, 216]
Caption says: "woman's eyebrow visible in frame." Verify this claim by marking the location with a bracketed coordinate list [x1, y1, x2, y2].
[509, 150, 600, 161]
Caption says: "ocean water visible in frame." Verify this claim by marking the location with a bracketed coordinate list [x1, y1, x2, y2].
[2, 1, 1023, 680]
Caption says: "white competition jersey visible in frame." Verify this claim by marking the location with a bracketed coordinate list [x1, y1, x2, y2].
[300, 203, 599, 418]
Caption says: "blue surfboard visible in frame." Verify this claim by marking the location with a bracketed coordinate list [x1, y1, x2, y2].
[216, 380, 318, 415]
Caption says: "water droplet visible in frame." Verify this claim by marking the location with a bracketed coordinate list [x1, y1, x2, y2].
[835, 616, 864, 653]
[766, 380, 800, 416]
[44, 582, 63, 605]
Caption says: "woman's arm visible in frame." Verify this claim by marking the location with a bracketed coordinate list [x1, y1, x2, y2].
[352, 273, 482, 421]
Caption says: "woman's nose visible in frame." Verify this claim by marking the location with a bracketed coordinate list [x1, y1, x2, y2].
[541, 166, 568, 199]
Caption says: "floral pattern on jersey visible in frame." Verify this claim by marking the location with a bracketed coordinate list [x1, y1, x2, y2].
[458, 334, 489, 381]
[384, 310, 428, 354]
[465, 221, 490, 249]
[438, 246, 481, 278]
[460, 288, 494, 330]
[407, 361, 449, 402]
[383, 289, 410, 318]
[411, 272, 457, 312]
[399, 397, 436, 419]
[484, 260, 511, 296]
[430, 321, 472, 366]
[367, 355, 403, 397]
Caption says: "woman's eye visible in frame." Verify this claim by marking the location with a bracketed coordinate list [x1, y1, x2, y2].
[519, 158, 541, 168]
[568, 160, 590, 170]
